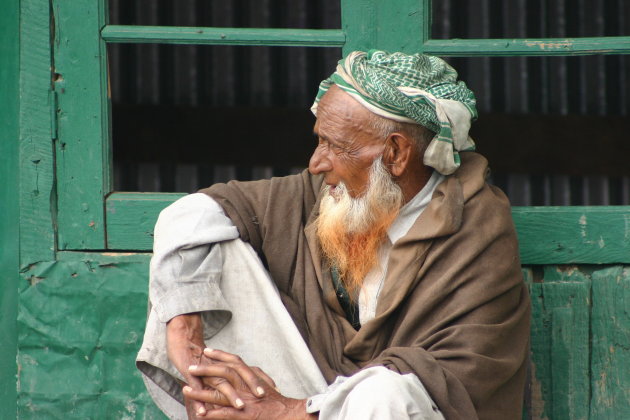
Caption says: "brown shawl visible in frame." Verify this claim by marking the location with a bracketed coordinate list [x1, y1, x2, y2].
[200, 152, 530, 420]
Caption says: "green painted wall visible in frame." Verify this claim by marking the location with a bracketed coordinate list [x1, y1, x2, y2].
[0, 1, 20, 418]
[17, 254, 166, 419]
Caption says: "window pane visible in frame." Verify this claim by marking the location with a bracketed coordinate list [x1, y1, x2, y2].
[108, 44, 341, 192]
[432, 0, 630, 39]
[108, 0, 341, 29]
[108, 45, 630, 206]
[444, 55, 630, 205]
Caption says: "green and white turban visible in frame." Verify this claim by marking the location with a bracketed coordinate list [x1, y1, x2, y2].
[311, 50, 478, 175]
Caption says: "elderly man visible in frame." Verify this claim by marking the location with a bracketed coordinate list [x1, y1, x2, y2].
[137, 51, 530, 420]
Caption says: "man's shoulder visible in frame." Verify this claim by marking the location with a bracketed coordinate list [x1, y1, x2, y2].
[199, 169, 324, 202]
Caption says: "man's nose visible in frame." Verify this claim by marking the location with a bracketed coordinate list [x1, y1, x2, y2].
[308, 147, 332, 175]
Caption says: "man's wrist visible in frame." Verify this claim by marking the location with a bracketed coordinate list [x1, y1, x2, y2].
[166, 313, 205, 364]
[167, 313, 203, 342]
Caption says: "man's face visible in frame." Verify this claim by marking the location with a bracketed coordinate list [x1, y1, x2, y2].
[309, 85, 386, 198]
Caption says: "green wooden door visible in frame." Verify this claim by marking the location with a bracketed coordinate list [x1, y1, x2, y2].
[3, 0, 629, 418]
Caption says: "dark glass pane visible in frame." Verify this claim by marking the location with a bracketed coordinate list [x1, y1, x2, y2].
[109, 47, 630, 205]
[448, 55, 630, 205]
[108, 43, 341, 192]
[108, 0, 341, 30]
[432, 0, 630, 39]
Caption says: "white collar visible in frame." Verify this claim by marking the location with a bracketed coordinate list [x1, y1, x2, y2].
[387, 171, 445, 244]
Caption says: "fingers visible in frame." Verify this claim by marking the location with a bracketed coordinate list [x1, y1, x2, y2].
[184, 393, 212, 419]
[184, 372, 210, 417]
[189, 364, 245, 409]
[183, 385, 244, 410]
[250, 366, 278, 391]
[203, 348, 267, 397]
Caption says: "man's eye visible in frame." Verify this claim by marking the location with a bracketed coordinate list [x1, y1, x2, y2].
[331, 144, 344, 152]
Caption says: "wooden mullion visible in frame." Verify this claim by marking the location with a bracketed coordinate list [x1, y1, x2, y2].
[53, 0, 110, 249]
[341, 0, 430, 54]
[424, 36, 630, 56]
[102, 25, 346, 47]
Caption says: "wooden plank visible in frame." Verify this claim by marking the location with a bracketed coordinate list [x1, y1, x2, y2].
[423, 37, 630, 56]
[521, 268, 535, 420]
[102, 25, 346, 47]
[529, 267, 591, 420]
[590, 266, 630, 419]
[528, 281, 550, 420]
[106, 193, 185, 250]
[341, 0, 430, 54]
[53, 0, 110, 249]
[0, 0, 20, 416]
[105, 193, 630, 261]
[512, 207, 630, 265]
[19, 0, 56, 263]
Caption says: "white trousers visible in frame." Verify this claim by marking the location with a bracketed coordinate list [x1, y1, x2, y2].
[142, 239, 443, 420]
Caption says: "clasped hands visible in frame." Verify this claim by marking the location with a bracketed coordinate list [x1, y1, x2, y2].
[166, 313, 315, 420]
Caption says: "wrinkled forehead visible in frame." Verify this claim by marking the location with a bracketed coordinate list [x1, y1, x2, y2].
[314, 88, 376, 139]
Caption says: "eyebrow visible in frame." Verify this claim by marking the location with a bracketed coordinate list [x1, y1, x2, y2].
[313, 130, 329, 142]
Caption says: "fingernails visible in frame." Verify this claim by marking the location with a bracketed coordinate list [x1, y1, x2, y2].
[235, 398, 244, 408]
[256, 386, 265, 396]
[274, 387, 281, 393]
[197, 407, 206, 415]
[203, 348, 214, 356]
[183, 386, 192, 393]
[189, 364, 198, 371]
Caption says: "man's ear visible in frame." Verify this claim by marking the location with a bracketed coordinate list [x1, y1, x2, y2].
[383, 133, 414, 177]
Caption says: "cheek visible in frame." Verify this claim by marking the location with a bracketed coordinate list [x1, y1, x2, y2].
[333, 156, 362, 182]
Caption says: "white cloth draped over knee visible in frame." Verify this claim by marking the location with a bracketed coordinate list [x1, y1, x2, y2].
[309, 366, 444, 420]
[137, 193, 443, 420]
[139, 238, 329, 419]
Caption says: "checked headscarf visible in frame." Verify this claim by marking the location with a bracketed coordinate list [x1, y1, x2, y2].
[311, 50, 478, 175]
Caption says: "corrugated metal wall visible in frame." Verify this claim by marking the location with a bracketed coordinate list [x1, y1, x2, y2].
[108, 0, 629, 205]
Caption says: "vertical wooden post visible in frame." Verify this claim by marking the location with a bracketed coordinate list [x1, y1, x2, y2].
[340, 0, 430, 55]
[0, 0, 20, 417]
[53, 0, 111, 249]
[19, 0, 57, 263]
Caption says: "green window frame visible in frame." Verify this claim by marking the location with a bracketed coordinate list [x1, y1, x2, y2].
[52, 0, 630, 265]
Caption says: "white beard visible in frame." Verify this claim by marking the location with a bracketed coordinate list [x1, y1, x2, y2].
[315, 156, 404, 293]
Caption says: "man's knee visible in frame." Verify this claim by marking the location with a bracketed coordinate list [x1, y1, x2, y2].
[340, 367, 444, 420]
